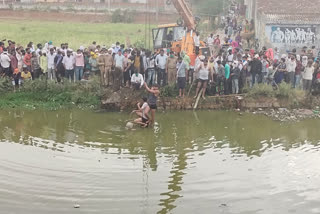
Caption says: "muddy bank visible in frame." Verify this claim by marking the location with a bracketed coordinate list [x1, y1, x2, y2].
[101, 89, 320, 121]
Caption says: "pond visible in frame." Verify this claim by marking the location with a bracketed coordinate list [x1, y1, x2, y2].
[0, 109, 320, 214]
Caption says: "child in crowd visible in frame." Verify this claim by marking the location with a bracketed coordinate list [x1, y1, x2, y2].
[12, 68, 21, 91]
[21, 67, 32, 82]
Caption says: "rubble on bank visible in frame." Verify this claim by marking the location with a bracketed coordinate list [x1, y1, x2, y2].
[250, 107, 320, 122]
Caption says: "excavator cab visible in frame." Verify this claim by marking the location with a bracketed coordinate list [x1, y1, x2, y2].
[152, 24, 185, 52]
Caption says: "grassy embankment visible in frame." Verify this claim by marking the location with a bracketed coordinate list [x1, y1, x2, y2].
[243, 83, 306, 107]
[0, 20, 152, 49]
[0, 20, 153, 110]
[0, 77, 102, 110]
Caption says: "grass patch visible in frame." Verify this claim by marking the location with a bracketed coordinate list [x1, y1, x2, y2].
[246, 84, 274, 98]
[0, 19, 154, 49]
[245, 83, 306, 107]
[0, 76, 102, 110]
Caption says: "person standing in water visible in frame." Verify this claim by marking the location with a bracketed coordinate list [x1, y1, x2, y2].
[144, 82, 160, 126]
[133, 97, 150, 128]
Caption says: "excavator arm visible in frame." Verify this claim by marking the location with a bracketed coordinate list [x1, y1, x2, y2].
[170, 0, 196, 31]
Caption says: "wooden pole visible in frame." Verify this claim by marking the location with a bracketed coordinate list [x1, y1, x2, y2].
[156, 0, 159, 24]
[193, 88, 203, 110]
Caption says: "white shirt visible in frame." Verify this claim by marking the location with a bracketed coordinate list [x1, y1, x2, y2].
[194, 35, 200, 47]
[287, 60, 296, 73]
[36, 48, 41, 56]
[131, 73, 144, 87]
[199, 64, 210, 80]
[114, 54, 125, 69]
[207, 37, 214, 46]
[303, 66, 314, 80]
[16, 52, 23, 66]
[227, 54, 234, 62]
[0, 53, 11, 68]
[141, 102, 148, 119]
[147, 57, 155, 69]
[47, 53, 56, 69]
[62, 55, 75, 70]
[156, 54, 167, 69]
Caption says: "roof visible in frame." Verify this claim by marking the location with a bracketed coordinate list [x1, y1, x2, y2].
[263, 13, 320, 25]
[257, 0, 320, 24]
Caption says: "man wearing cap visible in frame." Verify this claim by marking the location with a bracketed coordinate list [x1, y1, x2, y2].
[0, 49, 11, 76]
[98, 48, 107, 86]
[105, 48, 114, 86]
[166, 51, 177, 86]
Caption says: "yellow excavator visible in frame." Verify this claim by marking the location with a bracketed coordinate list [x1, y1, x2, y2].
[152, 0, 209, 66]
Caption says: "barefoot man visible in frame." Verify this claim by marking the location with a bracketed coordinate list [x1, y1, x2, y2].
[133, 97, 150, 128]
[144, 82, 160, 126]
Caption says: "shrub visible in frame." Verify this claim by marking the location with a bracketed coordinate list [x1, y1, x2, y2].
[275, 83, 305, 99]
[111, 9, 135, 23]
[246, 84, 274, 98]
[0, 77, 12, 93]
[160, 85, 179, 97]
[275, 83, 305, 106]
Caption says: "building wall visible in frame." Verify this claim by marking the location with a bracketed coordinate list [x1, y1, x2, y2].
[259, 22, 320, 52]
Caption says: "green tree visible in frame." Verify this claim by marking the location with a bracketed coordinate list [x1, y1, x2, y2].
[191, 0, 227, 16]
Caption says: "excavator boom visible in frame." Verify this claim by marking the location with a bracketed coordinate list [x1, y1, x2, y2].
[170, 0, 196, 30]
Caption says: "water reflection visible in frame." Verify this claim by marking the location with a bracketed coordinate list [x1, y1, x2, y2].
[1, 109, 320, 213]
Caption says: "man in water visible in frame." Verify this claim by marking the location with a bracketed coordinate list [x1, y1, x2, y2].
[133, 97, 150, 128]
[144, 82, 160, 126]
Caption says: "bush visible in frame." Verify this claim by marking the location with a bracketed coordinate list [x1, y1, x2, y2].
[275, 83, 304, 99]
[275, 83, 305, 106]
[111, 9, 136, 23]
[0, 77, 12, 93]
[160, 85, 179, 97]
[246, 84, 274, 98]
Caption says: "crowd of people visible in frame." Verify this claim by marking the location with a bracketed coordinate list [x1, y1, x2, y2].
[0, 36, 320, 97]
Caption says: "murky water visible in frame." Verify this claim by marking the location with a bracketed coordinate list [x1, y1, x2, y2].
[1, 109, 320, 214]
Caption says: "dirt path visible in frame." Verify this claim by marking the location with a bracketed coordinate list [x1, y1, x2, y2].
[0, 9, 177, 24]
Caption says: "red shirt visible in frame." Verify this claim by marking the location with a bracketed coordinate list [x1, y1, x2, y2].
[23, 53, 32, 66]
[214, 38, 220, 45]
